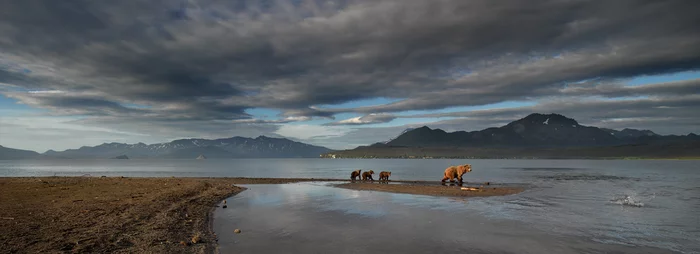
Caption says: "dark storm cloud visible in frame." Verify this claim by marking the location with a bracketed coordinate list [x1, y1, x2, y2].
[1, 0, 699, 127]
[69, 117, 282, 141]
[4, 92, 139, 116]
[560, 78, 700, 98]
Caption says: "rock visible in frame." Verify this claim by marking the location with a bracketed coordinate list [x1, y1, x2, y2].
[484, 182, 490, 185]
[234, 229, 241, 234]
[191, 235, 201, 244]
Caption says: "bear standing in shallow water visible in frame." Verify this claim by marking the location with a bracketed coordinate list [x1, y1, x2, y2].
[441, 164, 472, 183]
[378, 171, 391, 181]
[350, 169, 362, 181]
[362, 170, 375, 181]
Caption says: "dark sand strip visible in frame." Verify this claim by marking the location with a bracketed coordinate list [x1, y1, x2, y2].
[335, 182, 525, 197]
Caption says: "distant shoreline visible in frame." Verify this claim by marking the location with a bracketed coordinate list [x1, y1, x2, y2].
[321, 143, 700, 160]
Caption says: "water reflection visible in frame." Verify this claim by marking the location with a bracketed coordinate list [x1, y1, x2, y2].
[213, 183, 678, 254]
[441, 181, 464, 187]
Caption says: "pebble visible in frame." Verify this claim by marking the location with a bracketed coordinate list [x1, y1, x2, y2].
[191, 235, 201, 244]
[234, 229, 242, 234]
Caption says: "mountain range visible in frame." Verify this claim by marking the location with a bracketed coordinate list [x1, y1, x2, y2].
[0, 136, 333, 160]
[379, 113, 699, 148]
[325, 113, 700, 159]
[3, 113, 699, 160]
[0, 145, 42, 160]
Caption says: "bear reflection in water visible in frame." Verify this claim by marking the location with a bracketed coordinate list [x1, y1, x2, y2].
[441, 181, 465, 187]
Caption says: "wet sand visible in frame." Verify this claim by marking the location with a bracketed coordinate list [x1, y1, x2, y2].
[0, 177, 252, 253]
[336, 181, 525, 197]
[0, 177, 522, 253]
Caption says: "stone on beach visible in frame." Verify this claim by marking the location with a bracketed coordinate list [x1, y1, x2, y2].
[191, 234, 201, 244]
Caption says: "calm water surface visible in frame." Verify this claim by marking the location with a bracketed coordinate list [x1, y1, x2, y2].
[1, 159, 699, 253]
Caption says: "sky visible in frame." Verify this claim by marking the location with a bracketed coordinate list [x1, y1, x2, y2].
[1, 0, 700, 152]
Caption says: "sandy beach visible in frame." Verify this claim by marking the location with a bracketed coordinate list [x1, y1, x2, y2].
[0, 177, 522, 253]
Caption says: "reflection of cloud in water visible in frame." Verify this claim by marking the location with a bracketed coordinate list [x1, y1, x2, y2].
[238, 183, 396, 217]
[214, 183, 677, 254]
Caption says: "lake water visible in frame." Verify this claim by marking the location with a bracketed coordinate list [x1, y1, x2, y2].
[1, 159, 699, 253]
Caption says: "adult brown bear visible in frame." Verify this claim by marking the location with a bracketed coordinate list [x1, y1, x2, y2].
[378, 171, 391, 181]
[350, 169, 362, 181]
[441, 164, 472, 183]
[362, 170, 375, 181]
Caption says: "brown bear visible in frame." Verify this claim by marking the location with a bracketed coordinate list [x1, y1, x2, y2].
[350, 169, 362, 181]
[361, 170, 375, 181]
[441, 164, 472, 183]
[378, 171, 391, 181]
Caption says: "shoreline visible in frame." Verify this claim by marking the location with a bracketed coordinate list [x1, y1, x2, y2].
[205, 186, 245, 254]
[0, 177, 524, 253]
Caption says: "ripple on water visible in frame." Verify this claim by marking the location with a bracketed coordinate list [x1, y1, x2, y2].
[536, 173, 637, 181]
[503, 167, 586, 171]
[610, 195, 645, 207]
[506, 195, 559, 208]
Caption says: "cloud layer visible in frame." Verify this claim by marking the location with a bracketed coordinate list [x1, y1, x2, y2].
[1, 0, 699, 150]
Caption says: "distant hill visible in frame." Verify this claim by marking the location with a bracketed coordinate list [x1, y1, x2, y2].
[40, 136, 333, 159]
[324, 113, 700, 159]
[0, 145, 41, 160]
[382, 128, 415, 144]
[386, 113, 700, 148]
